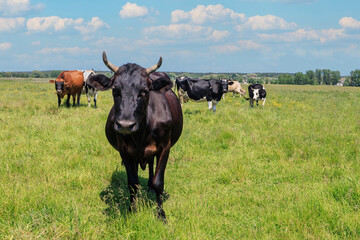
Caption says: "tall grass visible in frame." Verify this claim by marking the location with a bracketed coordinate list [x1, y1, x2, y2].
[0, 78, 359, 239]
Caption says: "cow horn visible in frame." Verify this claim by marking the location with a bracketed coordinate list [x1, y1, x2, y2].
[146, 57, 162, 75]
[102, 51, 119, 73]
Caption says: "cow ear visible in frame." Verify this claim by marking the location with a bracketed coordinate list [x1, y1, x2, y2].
[149, 72, 173, 92]
[87, 74, 113, 91]
[49, 80, 55, 84]
[228, 81, 234, 85]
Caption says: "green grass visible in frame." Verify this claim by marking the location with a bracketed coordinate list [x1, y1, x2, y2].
[0, 78, 359, 239]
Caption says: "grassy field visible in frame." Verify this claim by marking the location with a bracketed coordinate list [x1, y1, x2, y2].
[0, 78, 359, 239]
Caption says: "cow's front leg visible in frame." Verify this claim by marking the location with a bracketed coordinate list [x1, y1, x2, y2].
[147, 157, 154, 192]
[212, 100, 218, 114]
[153, 140, 171, 221]
[256, 100, 259, 106]
[207, 101, 213, 111]
[57, 94, 61, 107]
[124, 158, 139, 212]
[66, 94, 71, 107]
[262, 98, 266, 106]
[250, 99, 254, 107]
[86, 92, 91, 107]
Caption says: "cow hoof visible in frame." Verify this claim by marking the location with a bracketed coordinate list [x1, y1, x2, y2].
[157, 208, 167, 223]
[148, 187, 155, 193]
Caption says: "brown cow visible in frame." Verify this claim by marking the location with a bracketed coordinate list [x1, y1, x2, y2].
[88, 52, 183, 221]
[49, 71, 84, 107]
[223, 80, 246, 99]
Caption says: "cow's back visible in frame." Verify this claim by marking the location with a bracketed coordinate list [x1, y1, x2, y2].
[62, 71, 84, 94]
[164, 89, 183, 146]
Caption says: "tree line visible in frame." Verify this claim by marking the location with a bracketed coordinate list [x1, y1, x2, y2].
[274, 69, 360, 87]
[2, 69, 360, 87]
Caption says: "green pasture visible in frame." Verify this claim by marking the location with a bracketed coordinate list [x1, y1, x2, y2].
[0, 78, 359, 239]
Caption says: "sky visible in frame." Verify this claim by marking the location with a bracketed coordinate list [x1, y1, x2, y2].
[0, 0, 360, 75]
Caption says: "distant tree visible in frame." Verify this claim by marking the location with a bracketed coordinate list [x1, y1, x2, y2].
[343, 76, 352, 86]
[4, 72, 12, 78]
[294, 72, 311, 85]
[306, 70, 315, 83]
[315, 69, 322, 84]
[51, 70, 62, 78]
[331, 71, 341, 85]
[31, 70, 46, 78]
[322, 69, 332, 85]
[348, 70, 360, 87]
[276, 74, 294, 84]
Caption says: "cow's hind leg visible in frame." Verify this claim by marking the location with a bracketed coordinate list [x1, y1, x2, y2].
[153, 140, 171, 222]
[76, 92, 81, 106]
[94, 92, 98, 108]
[72, 95, 76, 107]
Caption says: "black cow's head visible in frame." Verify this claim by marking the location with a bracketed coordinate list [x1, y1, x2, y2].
[88, 51, 164, 135]
[49, 79, 64, 94]
[220, 79, 231, 93]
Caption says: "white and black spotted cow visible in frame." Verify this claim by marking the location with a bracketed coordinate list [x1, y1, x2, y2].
[82, 70, 98, 107]
[175, 76, 230, 113]
[245, 84, 267, 107]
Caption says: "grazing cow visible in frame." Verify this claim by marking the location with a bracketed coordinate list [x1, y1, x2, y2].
[222, 80, 246, 99]
[82, 70, 98, 107]
[49, 71, 84, 107]
[175, 76, 230, 113]
[88, 52, 183, 221]
[245, 84, 267, 107]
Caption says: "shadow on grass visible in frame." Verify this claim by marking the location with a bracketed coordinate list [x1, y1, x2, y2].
[183, 109, 201, 115]
[99, 169, 169, 218]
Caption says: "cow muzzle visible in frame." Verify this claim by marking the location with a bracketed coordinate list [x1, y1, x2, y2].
[114, 119, 137, 134]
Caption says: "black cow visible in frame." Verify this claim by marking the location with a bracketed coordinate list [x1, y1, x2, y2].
[88, 52, 183, 221]
[245, 84, 267, 107]
[175, 76, 230, 113]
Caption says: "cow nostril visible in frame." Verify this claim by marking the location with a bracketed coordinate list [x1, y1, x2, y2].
[118, 120, 136, 129]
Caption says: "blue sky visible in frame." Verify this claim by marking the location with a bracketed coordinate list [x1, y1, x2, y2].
[0, 0, 359, 75]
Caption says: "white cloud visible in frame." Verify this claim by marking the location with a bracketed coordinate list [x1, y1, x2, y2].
[144, 24, 212, 38]
[258, 28, 345, 43]
[119, 2, 148, 18]
[0, 42, 12, 50]
[171, 4, 245, 24]
[36, 46, 93, 55]
[237, 15, 297, 31]
[339, 17, 360, 29]
[0, 0, 44, 16]
[27, 16, 83, 32]
[212, 40, 263, 53]
[74, 17, 109, 35]
[26, 16, 108, 36]
[32, 41, 40, 45]
[208, 30, 230, 42]
[0, 17, 25, 31]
